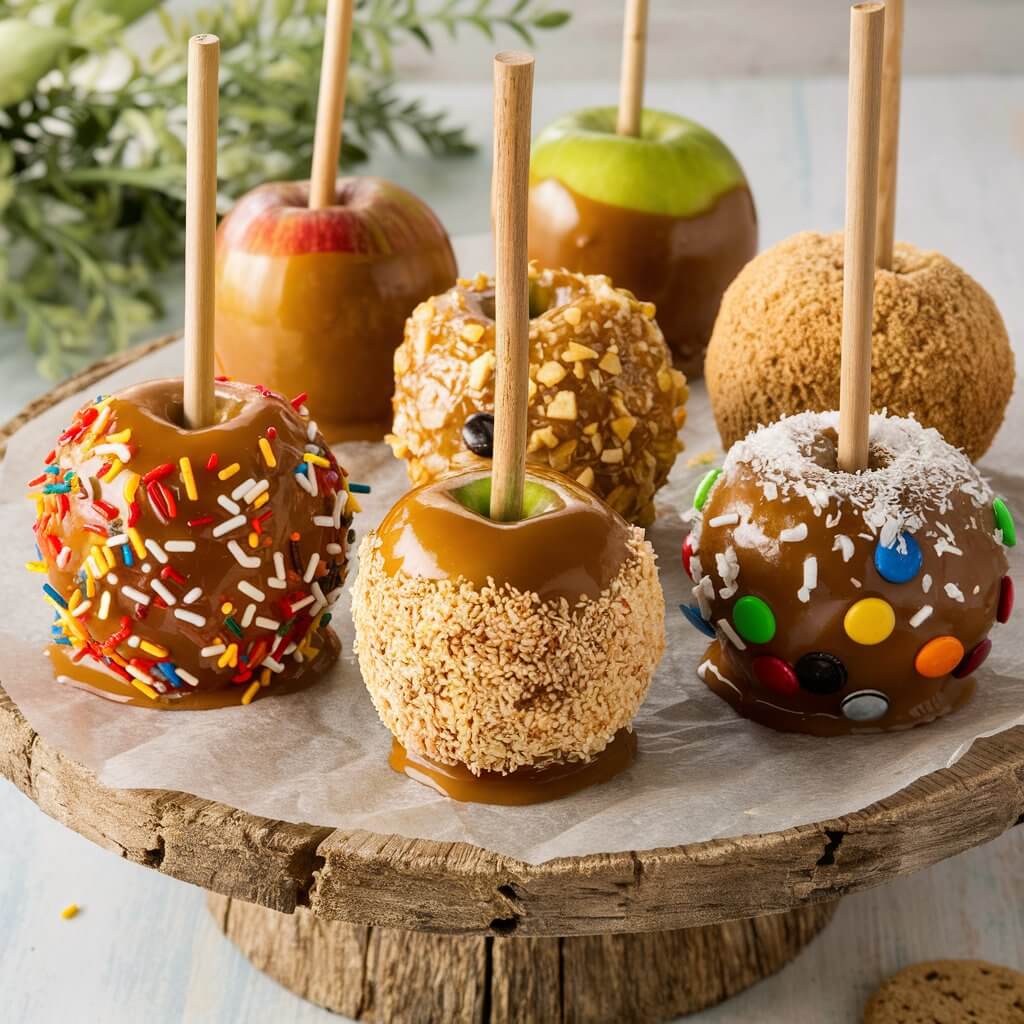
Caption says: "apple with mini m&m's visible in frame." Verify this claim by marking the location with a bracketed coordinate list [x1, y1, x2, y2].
[214, 177, 457, 442]
[527, 107, 757, 377]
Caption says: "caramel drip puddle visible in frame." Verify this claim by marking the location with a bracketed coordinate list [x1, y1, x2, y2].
[389, 728, 637, 805]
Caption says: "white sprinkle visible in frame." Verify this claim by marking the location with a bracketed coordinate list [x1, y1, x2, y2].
[97, 591, 111, 620]
[832, 534, 855, 562]
[126, 664, 152, 683]
[313, 516, 335, 527]
[304, 443, 321, 454]
[326, 587, 344, 606]
[241, 603, 256, 628]
[306, 464, 318, 497]
[295, 469, 314, 495]
[264, 656, 285, 674]
[267, 578, 287, 590]
[56, 547, 72, 570]
[200, 644, 226, 658]
[326, 543, 342, 555]
[183, 586, 202, 604]
[909, 606, 933, 628]
[291, 594, 315, 613]
[238, 580, 265, 601]
[851, 578, 862, 588]
[176, 668, 199, 687]
[779, 523, 808, 543]
[934, 538, 963, 558]
[231, 478, 257, 501]
[71, 600, 92, 618]
[797, 556, 818, 603]
[127, 634, 141, 648]
[298, 404, 309, 417]
[141, 562, 152, 574]
[228, 540, 261, 569]
[165, 540, 196, 553]
[106, 572, 118, 585]
[213, 515, 247, 538]
[708, 513, 740, 528]
[945, 582, 965, 603]
[922, 573, 933, 594]
[825, 510, 842, 529]
[144, 538, 168, 564]
[715, 546, 740, 600]
[273, 552, 286, 580]
[174, 609, 206, 627]
[311, 581, 327, 612]
[106, 534, 129, 547]
[243, 480, 270, 504]
[332, 490, 346, 527]
[762, 481, 778, 502]
[306, 420, 318, 441]
[973, 584, 981, 595]
[122, 585, 150, 606]
[150, 579, 177, 606]
[217, 494, 241, 515]
[717, 618, 747, 651]
[92, 442, 132, 463]
[86, 555, 102, 579]
[255, 617, 280, 631]
[303, 552, 320, 583]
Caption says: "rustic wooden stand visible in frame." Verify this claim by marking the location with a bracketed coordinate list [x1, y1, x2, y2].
[2, 340, 1023, 1021]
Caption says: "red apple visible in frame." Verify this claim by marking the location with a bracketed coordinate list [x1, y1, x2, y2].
[215, 176, 457, 441]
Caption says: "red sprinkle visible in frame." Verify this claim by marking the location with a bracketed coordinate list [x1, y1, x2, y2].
[146, 481, 170, 521]
[92, 499, 119, 521]
[127, 501, 141, 528]
[187, 515, 214, 529]
[142, 463, 174, 485]
[206, 452, 219, 472]
[158, 481, 177, 519]
[160, 566, 186, 585]
[266, 426, 277, 440]
[58, 494, 70, 518]
[44, 449, 56, 464]
[28, 473, 49, 487]
[96, 461, 112, 479]
[290, 392, 308, 409]
[82, 524, 108, 538]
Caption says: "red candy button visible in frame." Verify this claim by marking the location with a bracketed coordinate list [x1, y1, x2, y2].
[752, 655, 799, 696]
[998, 576, 1014, 624]
[682, 535, 695, 580]
[953, 637, 992, 679]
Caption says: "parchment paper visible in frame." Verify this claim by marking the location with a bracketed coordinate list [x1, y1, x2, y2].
[1, 240, 1021, 865]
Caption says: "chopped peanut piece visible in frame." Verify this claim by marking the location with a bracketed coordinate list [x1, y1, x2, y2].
[549, 438, 579, 471]
[601, 447, 624, 464]
[545, 390, 577, 420]
[461, 322, 485, 344]
[598, 351, 622, 375]
[575, 466, 595, 489]
[562, 341, 599, 362]
[656, 368, 673, 392]
[563, 306, 582, 326]
[528, 426, 560, 453]
[582, 422, 599, 436]
[611, 416, 637, 442]
[468, 351, 496, 390]
[640, 301, 657, 319]
[536, 361, 567, 387]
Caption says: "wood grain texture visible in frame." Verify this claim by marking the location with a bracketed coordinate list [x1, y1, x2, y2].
[309, 0, 355, 209]
[1, 331, 1023, 939]
[875, 0, 904, 269]
[209, 892, 838, 1021]
[616, 0, 649, 136]
[838, 3, 885, 472]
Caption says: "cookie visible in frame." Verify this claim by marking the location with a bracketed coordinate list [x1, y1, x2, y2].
[865, 959, 1024, 1024]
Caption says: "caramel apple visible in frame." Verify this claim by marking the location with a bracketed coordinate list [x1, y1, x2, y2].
[387, 265, 688, 526]
[214, 177, 457, 442]
[527, 107, 757, 377]
[681, 412, 1014, 736]
[27, 379, 357, 708]
[705, 232, 1014, 458]
[351, 466, 664, 793]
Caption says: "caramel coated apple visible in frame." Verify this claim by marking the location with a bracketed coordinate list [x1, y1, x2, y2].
[215, 177, 457, 442]
[352, 466, 665, 776]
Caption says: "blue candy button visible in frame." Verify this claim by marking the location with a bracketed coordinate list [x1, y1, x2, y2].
[680, 604, 716, 638]
[873, 533, 923, 584]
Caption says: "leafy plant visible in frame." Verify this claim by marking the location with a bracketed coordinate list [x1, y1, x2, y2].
[0, 0, 569, 378]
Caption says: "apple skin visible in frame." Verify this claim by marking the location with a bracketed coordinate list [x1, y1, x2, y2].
[528, 107, 757, 377]
[215, 177, 457, 442]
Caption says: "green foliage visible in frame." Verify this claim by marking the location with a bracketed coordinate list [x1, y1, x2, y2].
[0, 0, 568, 377]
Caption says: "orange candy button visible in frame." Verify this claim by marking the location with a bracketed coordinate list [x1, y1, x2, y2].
[914, 635, 965, 678]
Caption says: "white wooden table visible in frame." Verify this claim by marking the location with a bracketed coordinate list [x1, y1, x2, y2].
[2, 75, 1022, 1022]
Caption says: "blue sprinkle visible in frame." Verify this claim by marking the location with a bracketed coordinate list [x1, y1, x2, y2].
[34, 544, 42, 559]
[53, 636, 72, 646]
[42, 483, 71, 494]
[874, 533, 923, 584]
[294, 463, 309, 476]
[679, 604, 716, 638]
[122, 545, 134, 567]
[155, 662, 184, 689]
[44, 465, 60, 475]
[42, 583, 67, 608]
[348, 482, 371, 494]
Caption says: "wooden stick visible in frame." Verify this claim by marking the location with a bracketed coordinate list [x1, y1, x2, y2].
[838, 3, 886, 473]
[875, 0, 903, 269]
[183, 34, 219, 430]
[489, 51, 534, 523]
[309, 0, 355, 210]
[616, 0, 648, 136]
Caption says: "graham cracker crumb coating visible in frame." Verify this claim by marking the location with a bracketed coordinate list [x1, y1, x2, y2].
[388, 266, 688, 526]
[352, 530, 664, 775]
[705, 232, 1014, 459]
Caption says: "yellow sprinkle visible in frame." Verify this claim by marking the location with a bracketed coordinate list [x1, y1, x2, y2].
[303, 453, 330, 468]
[248, 532, 259, 549]
[90, 546, 107, 577]
[61, 903, 79, 920]
[220, 602, 233, 615]
[253, 492, 269, 510]
[347, 494, 362, 514]
[123, 472, 140, 503]
[139, 640, 169, 658]
[240, 681, 260, 705]
[103, 546, 116, 571]
[179, 456, 198, 501]
[260, 667, 271, 688]
[218, 643, 238, 669]
[258, 437, 277, 468]
[106, 428, 131, 444]
[24, 561, 47, 573]
[84, 564, 96, 599]
[218, 462, 241, 481]
[127, 528, 146, 559]
[97, 591, 111, 620]
[131, 679, 159, 701]
[102, 457, 124, 483]
[68, 589, 82, 611]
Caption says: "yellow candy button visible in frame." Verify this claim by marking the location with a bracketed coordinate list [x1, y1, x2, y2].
[843, 597, 896, 645]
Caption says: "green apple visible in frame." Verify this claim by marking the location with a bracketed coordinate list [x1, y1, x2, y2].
[528, 106, 758, 376]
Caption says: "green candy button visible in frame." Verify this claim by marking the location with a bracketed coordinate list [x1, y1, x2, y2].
[732, 595, 776, 645]
[994, 497, 1016, 548]
[693, 468, 722, 511]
